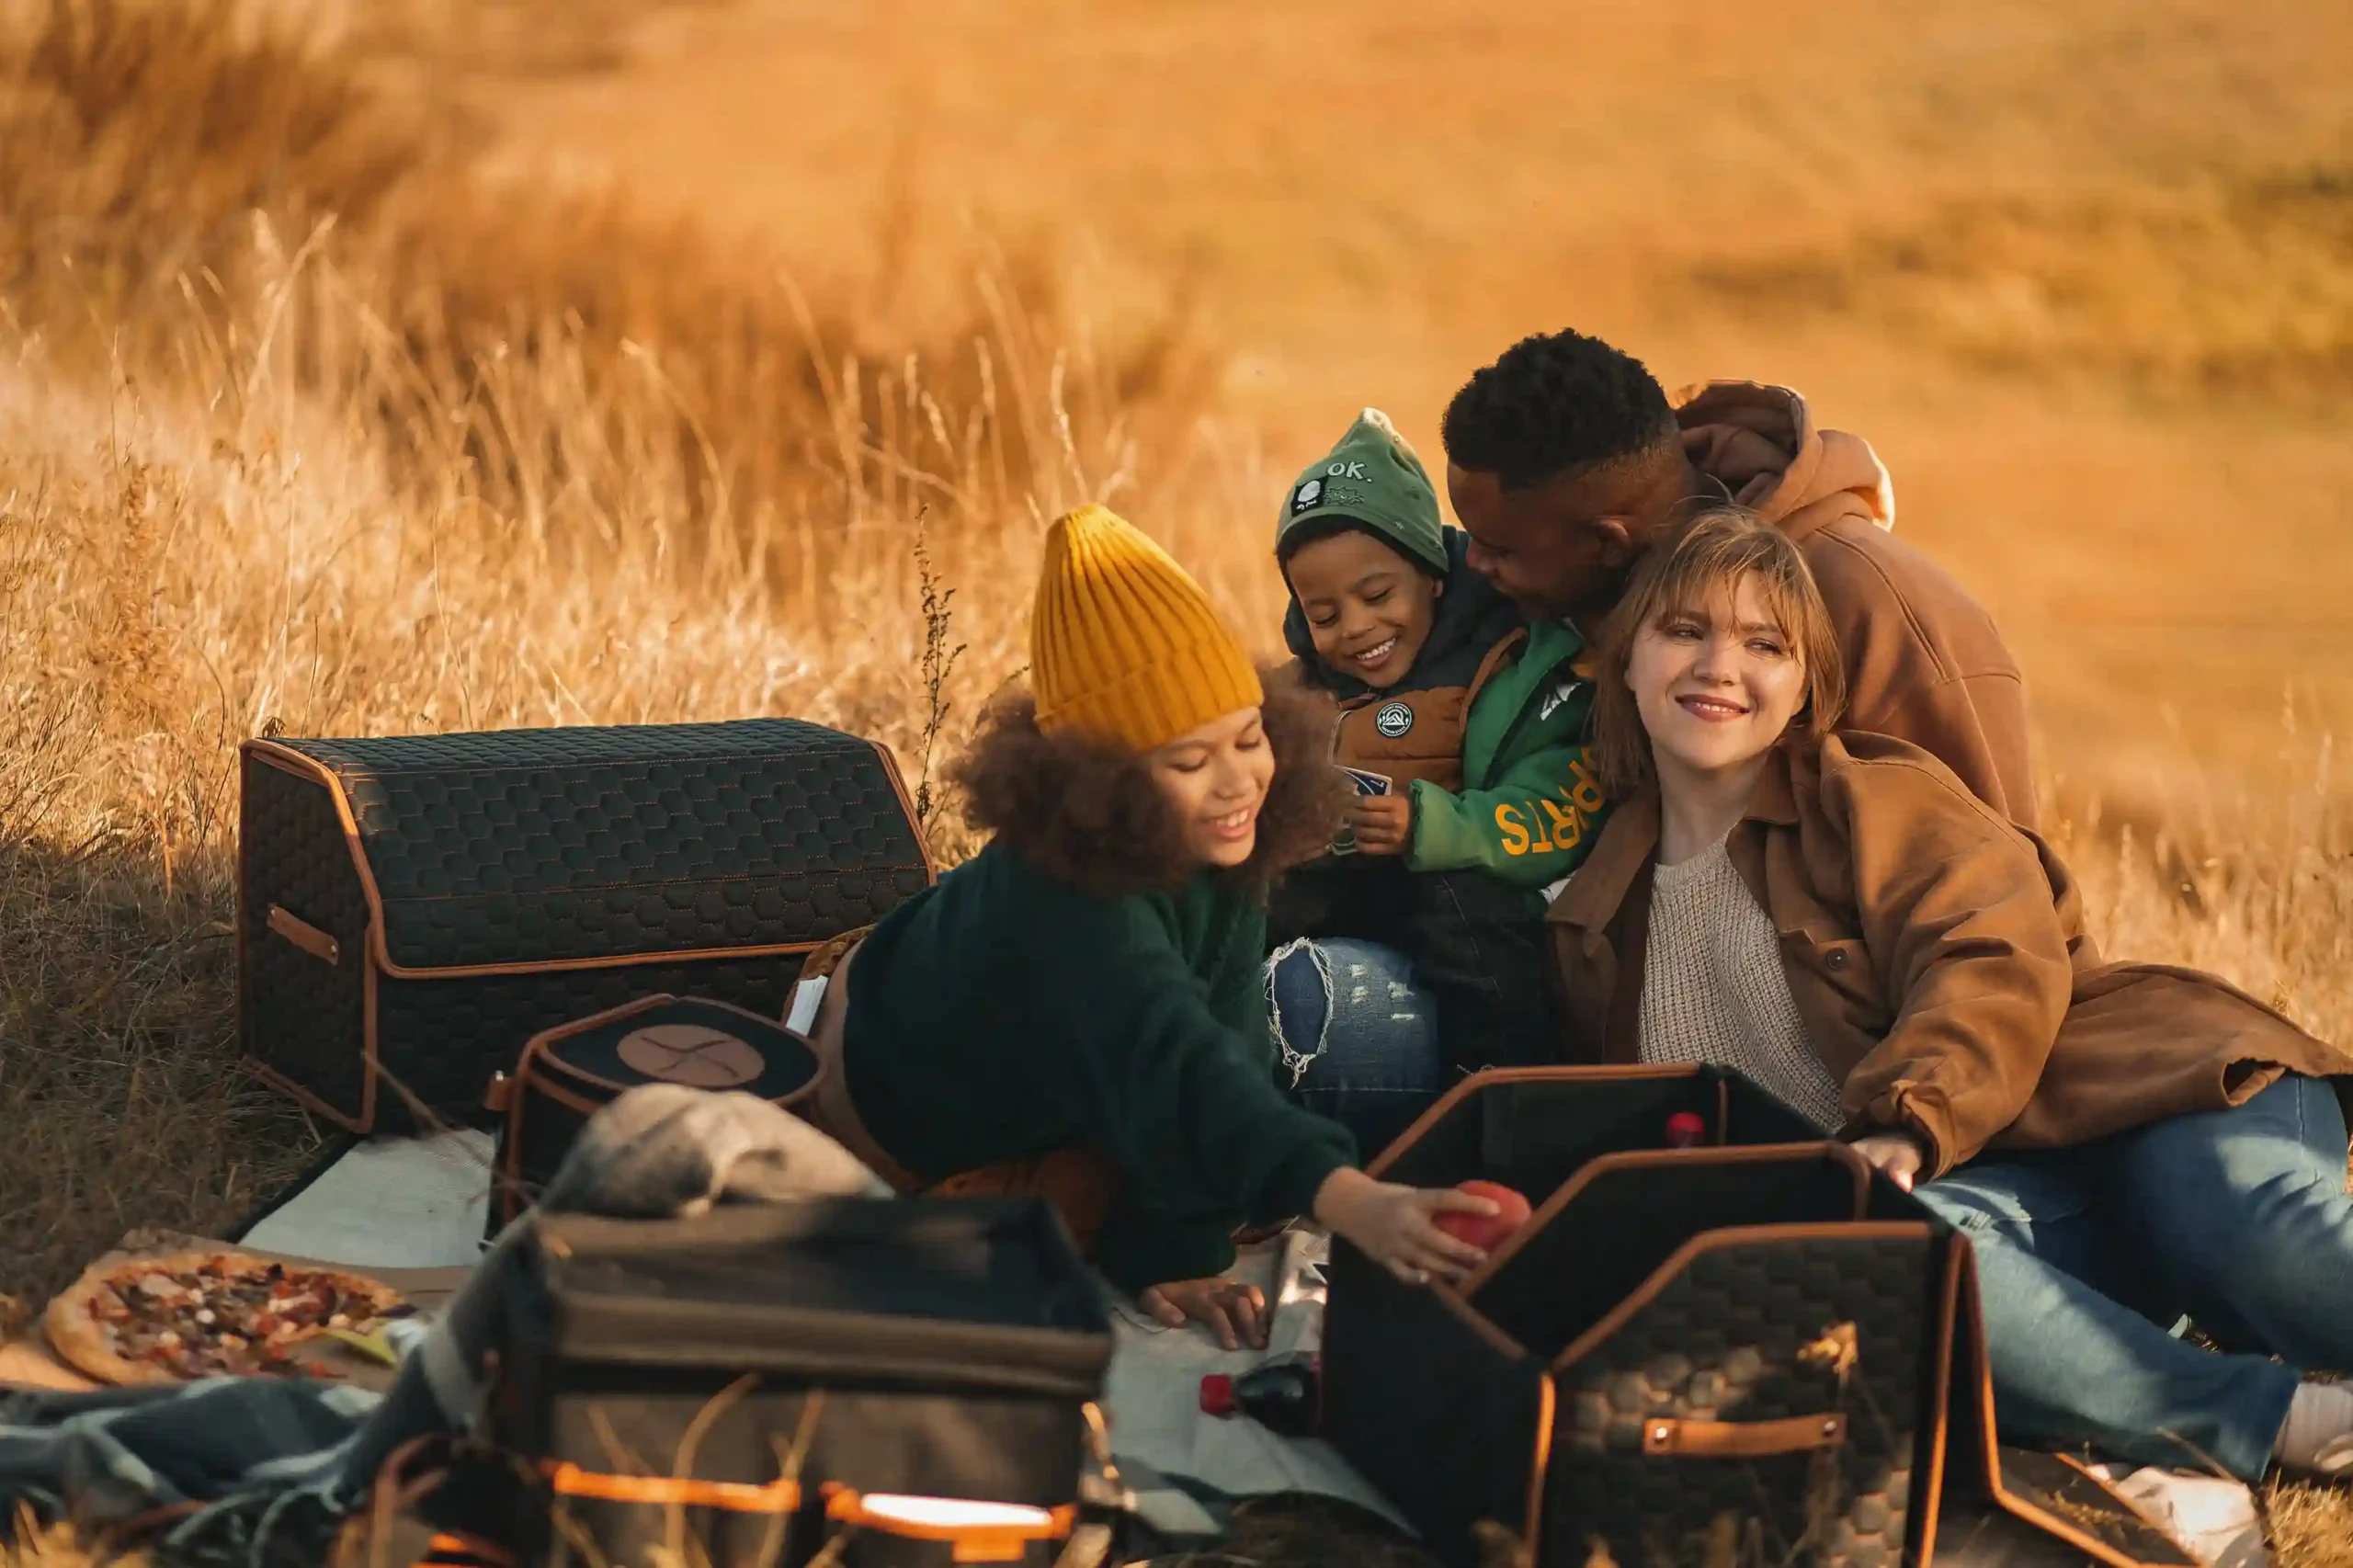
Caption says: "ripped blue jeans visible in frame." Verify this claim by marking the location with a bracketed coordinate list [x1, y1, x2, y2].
[1267, 937, 1449, 1161]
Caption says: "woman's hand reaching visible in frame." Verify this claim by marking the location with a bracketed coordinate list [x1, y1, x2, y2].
[1851, 1131, 1927, 1191]
[1312, 1167, 1494, 1285]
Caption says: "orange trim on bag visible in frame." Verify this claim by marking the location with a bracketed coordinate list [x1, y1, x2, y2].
[1522, 1370, 1555, 1559]
[545, 1461, 802, 1514]
[821, 1484, 1074, 1562]
[1911, 1230, 1967, 1568]
[414, 1533, 515, 1568]
[867, 736, 942, 884]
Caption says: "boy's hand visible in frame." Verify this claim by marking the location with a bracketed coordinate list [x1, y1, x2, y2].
[1139, 1277, 1267, 1350]
[1349, 795, 1412, 856]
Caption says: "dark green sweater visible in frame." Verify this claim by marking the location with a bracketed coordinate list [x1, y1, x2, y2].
[841, 842, 1359, 1291]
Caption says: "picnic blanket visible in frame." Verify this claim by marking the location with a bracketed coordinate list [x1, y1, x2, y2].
[0, 1086, 1397, 1565]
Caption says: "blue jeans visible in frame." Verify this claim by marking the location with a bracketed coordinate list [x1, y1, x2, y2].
[1916, 1074, 2353, 1480]
[1267, 938, 1448, 1161]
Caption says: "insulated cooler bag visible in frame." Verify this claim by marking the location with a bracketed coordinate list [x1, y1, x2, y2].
[238, 720, 933, 1133]
[483, 994, 824, 1236]
[1324, 1065, 2199, 1568]
[490, 1198, 1115, 1568]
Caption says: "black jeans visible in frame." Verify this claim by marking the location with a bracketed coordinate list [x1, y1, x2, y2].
[1401, 869, 1563, 1074]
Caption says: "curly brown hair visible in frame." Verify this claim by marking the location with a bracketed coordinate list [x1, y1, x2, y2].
[949, 665, 1349, 903]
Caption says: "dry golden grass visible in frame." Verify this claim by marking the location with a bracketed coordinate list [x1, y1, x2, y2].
[0, 0, 2348, 1562]
[1692, 168, 2353, 406]
[0, 0, 1242, 1301]
[495, 0, 2353, 824]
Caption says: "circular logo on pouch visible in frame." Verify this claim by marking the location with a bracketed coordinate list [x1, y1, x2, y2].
[1373, 700, 1415, 739]
[616, 1022, 766, 1089]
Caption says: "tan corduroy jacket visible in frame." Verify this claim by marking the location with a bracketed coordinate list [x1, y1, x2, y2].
[1677, 381, 2040, 827]
[1547, 732, 2350, 1176]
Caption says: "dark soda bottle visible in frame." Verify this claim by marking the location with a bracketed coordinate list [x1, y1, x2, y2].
[1199, 1354, 1321, 1437]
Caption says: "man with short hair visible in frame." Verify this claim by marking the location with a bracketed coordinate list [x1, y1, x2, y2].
[1441, 330, 2036, 825]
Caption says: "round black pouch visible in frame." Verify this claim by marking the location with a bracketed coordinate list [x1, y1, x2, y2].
[485, 994, 821, 1237]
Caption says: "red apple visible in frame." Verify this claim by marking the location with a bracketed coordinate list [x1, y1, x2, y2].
[1434, 1179, 1532, 1252]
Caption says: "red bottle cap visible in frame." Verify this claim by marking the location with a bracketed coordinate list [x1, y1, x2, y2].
[1665, 1112, 1707, 1148]
[1199, 1373, 1236, 1418]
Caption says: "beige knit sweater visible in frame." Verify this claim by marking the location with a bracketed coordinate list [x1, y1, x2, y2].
[1636, 835, 1846, 1131]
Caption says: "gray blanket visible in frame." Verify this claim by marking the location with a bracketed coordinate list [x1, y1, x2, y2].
[0, 1086, 892, 1564]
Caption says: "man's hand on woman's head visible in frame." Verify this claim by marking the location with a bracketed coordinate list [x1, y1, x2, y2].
[1140, 1277, 1267, 1350]
[1312, 1167, 1493, 1285]
[1850, 1131, 1927, 1191]
[1348, 796, 1413, 856]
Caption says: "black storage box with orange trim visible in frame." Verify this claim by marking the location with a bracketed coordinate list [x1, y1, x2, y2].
[492, 1198, 1115, 1568]
[238, 721, 932, 1134]
[483, 994, 824, 1238]
[1324, 1065, 2199, 1568]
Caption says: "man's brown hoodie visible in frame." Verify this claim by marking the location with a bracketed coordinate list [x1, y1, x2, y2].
[1676, 381, 2037, 827]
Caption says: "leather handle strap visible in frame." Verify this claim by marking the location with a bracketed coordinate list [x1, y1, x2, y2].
[1641, 1412, 1847, 1459]
[546, 1461, 801, 1514]
[266, 905, 342, 966]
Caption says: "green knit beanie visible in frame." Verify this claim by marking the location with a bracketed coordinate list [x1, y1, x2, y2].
[1275, 408, 1448, 576]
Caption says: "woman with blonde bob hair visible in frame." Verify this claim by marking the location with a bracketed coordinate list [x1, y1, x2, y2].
[1551, 507, 2353, 1484]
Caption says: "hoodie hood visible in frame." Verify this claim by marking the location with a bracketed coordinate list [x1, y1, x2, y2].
[1284, 527, 1523, 702]
[1674, 381, 1896, 543]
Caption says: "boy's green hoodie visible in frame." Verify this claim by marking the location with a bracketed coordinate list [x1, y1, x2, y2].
[1279, 411, 1610, 889]
[1406, 614, 1608, 886]
[1282, 539, 1607, 887]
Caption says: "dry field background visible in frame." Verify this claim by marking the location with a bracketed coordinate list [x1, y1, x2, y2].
[0, 0, 2347, 1561]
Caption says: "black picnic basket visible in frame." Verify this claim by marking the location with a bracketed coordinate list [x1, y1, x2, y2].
[486, 1197, 1117, 1568]
[237, 720, 933, 1133]
[1322, 1065, 2200, 1568]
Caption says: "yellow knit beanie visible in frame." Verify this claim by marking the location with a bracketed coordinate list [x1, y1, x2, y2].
[1030, 505, 1264, 755]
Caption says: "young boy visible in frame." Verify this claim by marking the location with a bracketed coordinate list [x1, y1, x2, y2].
[1270, 409, 1610, 1074]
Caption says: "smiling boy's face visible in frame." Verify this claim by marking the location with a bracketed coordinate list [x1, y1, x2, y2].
[1282, 527, 1442, 689]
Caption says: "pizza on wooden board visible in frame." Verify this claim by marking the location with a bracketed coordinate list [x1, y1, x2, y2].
[43, 1250, 412, 1386]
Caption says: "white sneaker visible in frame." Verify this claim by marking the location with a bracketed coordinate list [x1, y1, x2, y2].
[2307, 1430, 2353, 1479]
[2103, 1467, 2270, 1568]
[2274, 1381, 2353, 1478]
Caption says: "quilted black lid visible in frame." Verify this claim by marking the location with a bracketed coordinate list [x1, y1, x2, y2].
[251, 720, 933, 974]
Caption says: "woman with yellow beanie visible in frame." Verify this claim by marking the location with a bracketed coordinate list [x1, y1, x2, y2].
[802, 505, 1496, 1347]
